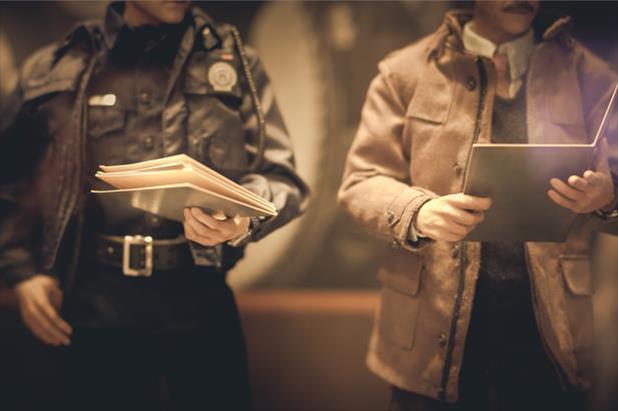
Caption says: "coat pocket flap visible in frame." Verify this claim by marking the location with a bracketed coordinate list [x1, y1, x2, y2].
[559, 255, 593, 296]
[405, 65, 452, 124]
[378, 253, 423, 296]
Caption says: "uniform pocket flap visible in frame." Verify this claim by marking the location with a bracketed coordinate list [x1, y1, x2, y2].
[87, 106, 126, 138]
[378, 253, 423, 296]
[559, 255, 593, 296]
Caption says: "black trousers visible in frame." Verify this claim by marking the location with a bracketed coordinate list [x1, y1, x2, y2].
[55, 262, 251, 411]
[389, 244, 587, 411]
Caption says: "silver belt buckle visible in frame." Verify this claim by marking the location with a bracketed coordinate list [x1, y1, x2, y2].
[122, 235, 153, 277]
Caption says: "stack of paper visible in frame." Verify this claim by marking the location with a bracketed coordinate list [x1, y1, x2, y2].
[91, 154, 277, 222]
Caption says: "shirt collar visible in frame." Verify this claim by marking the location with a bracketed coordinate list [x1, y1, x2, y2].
[462, 22, 535, 82]
[103, 1, 126, 50]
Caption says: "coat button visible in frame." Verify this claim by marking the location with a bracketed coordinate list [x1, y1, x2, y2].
[143, 136, 155, 150]
[385, 210, 395, 224]
[438, 333, 448, 347]
[466, 76, 477, 91]
[107, 246, 114, 255]
[451, 245, 459, 258]
[453, 163, 463, 176]
[138, 91, 151, 104]
[390, 240, 400, 250]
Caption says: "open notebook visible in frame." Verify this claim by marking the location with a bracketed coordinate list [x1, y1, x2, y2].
[91, 154, 278, 222]
[463, 83, 617, 242]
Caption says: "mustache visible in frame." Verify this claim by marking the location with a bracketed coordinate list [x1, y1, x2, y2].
[502, 1, 536, 13]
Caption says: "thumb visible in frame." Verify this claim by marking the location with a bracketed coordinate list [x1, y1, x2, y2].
[47, 281, 63, 311]
[211, 210, 228, 221]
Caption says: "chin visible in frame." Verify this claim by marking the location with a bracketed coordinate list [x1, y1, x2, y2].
[161, 3, 189, 23]
[162, 14, 186, 24]
[500, 14, 535, 36]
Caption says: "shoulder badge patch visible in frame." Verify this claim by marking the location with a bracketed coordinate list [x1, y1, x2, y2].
[208, 61, 238, 92]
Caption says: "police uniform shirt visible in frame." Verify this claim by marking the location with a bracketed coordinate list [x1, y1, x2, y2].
[85, 2, 189, 237]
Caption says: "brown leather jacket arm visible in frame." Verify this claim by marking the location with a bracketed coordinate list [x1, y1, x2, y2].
[0, 86, 47, 286]
[338, 71, 437, 251]
[236, 49, 310, 242]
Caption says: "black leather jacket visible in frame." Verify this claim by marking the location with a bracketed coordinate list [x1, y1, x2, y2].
[0, 6, 309, 288]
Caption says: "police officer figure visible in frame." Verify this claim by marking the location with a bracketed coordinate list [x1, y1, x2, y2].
[0, 1, 308, 409]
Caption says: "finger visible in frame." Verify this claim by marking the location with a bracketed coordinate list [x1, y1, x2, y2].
[212, 218, 241, 237]
[49, 288, 63, 312]
[187, 218, 226, 245]
[439, 219, 470, 237]
[190, 208, 223, 231]
[548, 189, 578, 212]
[583, 170, 603, 186]
[567, 175, 589, 192]
[185, 221, 217, 246]
[183, 220, 199, 242]
[29, 304, 69, 346]
[445, 206, 484, 227]
[549, 178, 585, 202]
[27, 318, 61, 346]
[441, 228, 467, 242]
[186, 215, 224, 241]
[188, 220, 224, 244]
[447, 193, 492, 211]
[37, 296, 72, 336]
[21, 304, 58, 346]
[211, 210, 228, 221]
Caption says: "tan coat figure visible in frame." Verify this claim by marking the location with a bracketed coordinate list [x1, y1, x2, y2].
[339, 8, 617, 405]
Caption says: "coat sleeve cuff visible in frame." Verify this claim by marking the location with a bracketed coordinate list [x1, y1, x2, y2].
[0, 248, 38, 287]
[384, 187, 437, 253]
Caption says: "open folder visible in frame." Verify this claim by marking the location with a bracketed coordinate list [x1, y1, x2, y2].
[463, 83, 617, 242]
[91, 154, 278, 222]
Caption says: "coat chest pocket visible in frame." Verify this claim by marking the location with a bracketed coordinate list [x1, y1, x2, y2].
[183, 63, 249, 172]
[559, 254, 593, 351]
[377, 254, 423, 350]
[87, 105, 126, 139]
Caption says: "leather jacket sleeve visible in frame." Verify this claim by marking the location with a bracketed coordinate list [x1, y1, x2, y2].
[235, 48, 310, 242]
[0, 85, 49, 286]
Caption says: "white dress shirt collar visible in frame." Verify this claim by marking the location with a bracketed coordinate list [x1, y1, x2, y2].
[462, 22, 535, 98]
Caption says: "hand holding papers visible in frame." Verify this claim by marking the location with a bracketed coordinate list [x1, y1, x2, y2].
[91, 154, 277, 222]
[463, 83, 617, 242]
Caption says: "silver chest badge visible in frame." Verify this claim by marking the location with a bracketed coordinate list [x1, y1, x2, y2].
[88, 94, 117, 107]
[208, 62, 238, 92]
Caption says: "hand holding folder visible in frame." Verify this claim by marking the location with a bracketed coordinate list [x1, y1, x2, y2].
[462, 83, 617, 242]
[91, 154, 278, 222]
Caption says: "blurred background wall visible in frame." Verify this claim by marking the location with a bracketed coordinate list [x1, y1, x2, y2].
[0, 2, 616, 410]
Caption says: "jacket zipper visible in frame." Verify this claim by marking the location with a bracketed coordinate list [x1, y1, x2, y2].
[523, 244, 568, 391]
[439, 56, 487, 401]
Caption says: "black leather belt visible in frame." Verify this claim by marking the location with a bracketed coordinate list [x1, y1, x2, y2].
[95, 234, 192, 277]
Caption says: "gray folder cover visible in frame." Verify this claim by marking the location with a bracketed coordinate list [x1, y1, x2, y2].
[92, 183, 276, 222]
[463, 144, 595, 242]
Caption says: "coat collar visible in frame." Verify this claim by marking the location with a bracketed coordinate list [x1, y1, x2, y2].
[428, 9, 573, 59]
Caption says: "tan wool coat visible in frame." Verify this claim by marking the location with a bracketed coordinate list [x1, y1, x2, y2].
[338, 10, 618, 402]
